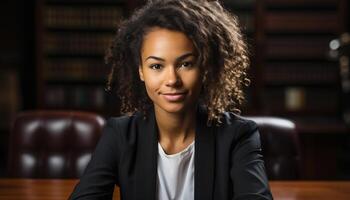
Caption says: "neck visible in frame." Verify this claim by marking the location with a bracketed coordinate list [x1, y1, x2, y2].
[154, 105, 197, 144]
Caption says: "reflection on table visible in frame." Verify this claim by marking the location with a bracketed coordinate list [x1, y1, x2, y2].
[0, 179, 349, 200]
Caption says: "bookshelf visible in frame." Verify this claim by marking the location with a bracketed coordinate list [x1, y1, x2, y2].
[255, 0, 348, 131]
[255, 0, 349, 179]
[36, 0, 133, 117]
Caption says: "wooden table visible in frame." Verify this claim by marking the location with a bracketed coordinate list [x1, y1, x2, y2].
[270, 181, 350, 200]
[0, 179, 349, 200]
[0, 179, 81, 200]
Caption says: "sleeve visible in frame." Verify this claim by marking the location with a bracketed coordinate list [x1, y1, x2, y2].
[69, 118, 121, 200]
[231, 121, 273, 200]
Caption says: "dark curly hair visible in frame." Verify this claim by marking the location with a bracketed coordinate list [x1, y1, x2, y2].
[105, 0, 250, 125]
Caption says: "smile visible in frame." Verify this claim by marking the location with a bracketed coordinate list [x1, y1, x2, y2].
[162, 92, 187, 102]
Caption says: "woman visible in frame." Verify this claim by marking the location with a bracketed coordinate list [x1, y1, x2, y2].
[70, 0, 273, 199]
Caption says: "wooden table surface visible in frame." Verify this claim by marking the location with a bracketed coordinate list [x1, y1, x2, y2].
[0, 179, 349, 200]
[270, 181, 350, 200]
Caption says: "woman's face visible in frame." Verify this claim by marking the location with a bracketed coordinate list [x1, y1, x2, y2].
[139, 27, 203, 114]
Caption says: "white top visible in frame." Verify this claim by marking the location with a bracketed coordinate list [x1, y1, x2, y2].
[157, 141, 195, 200]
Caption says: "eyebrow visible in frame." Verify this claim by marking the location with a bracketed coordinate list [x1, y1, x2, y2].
[144, 52, 195, 63]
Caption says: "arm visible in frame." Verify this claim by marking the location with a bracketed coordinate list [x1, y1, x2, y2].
[231, 121, 273, 200]
[69, 118, 121, 200]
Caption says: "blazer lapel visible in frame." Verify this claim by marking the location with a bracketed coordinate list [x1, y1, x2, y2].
[195, 106, 216, 200]
[133, 106, 216, 200]
[134, 109, 158, 200]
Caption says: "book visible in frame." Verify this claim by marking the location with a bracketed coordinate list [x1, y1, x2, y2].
[45, 6, 124, 29]
[262, 86, 339, 115]
[43, 58, 109, 80]
[0, 69, 20, 130]
[44, 32, 114, 55]
[44, 85, 106, 109]
[265, 12, 339, 33]
[265, 36, 334, 60]
[264, 62, 338, 84]
[265, 0, 337, 7]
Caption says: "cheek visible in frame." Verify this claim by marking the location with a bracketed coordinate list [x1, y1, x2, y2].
[143, 81, 156, 103]
[143, 74, 161, 95]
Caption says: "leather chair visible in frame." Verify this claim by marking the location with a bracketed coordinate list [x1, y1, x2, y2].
[7, 110, 105, 178]
[8, 110, 300, 180]
[245, 116, 301, 180]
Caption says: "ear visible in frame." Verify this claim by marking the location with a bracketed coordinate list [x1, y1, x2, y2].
[138, 65, 144, 81]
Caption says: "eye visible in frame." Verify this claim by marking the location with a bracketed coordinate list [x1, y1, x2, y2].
[180, 61, 193, 68]
[149, 64, 162, 70]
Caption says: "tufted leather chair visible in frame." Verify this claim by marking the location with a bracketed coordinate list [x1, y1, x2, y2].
[7, 110, 105, 178]
[8, 111, 300, 180]
[245, 116, 301, 180]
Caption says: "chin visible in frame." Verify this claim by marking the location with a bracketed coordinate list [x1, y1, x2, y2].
[164, 104, 187, 113]
[155, 102, 189, 114]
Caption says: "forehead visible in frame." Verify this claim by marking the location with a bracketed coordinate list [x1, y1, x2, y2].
[141, 28, 195, 58]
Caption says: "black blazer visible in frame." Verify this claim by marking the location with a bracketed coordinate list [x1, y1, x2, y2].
[69, 106, 273, 200]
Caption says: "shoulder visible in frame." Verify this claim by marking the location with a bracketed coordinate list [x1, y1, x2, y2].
[102, 112, 145, 142]
[221, 111, 258, 131]
[105, 115, 134, 130]
[105, 111, 145, 129]
[217, 112, 259, 141]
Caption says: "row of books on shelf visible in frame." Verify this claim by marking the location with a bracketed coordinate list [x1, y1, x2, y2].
[264, 0, 337, 8]
[265, 36, 333, 59]
[44, 85, 106, 108]
[264, 12, 339, 33]
[263, 62, 338, 84]
[262, 87, 339, 113]
[44, 33, 114, 55]
[44, 6, 123, 29]
[44, 59, 109, 80]
[46, 0, 125, 3]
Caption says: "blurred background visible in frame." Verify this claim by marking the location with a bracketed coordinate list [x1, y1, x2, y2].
[0, 0, 350, 180]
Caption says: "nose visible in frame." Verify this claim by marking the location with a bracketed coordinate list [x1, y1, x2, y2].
[165, 66, 181, 87]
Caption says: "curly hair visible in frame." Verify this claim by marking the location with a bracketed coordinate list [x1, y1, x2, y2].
[105, 0, 250, 125]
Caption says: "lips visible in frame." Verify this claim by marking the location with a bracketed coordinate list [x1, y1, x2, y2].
[162, 92, 187, 102]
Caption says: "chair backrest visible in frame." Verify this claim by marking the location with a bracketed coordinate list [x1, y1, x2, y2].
[8, 111, 300, 180]
[8, 110, 105, 178]
[245, 116, 301, 180]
